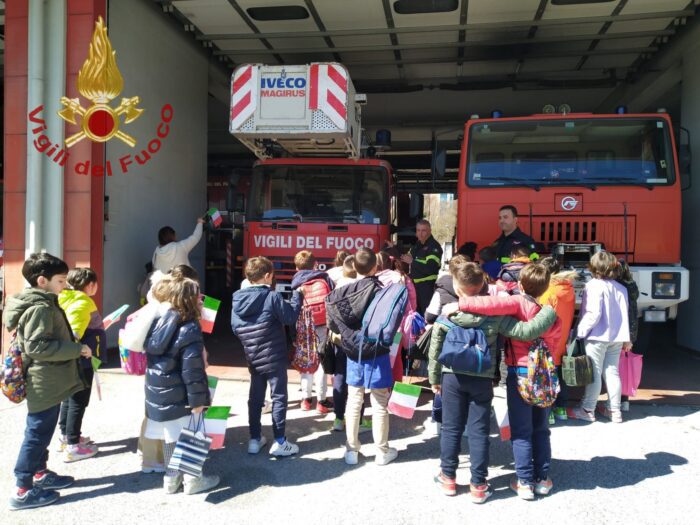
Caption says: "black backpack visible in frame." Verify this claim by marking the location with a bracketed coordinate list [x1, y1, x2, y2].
[325, 277, 380, 333]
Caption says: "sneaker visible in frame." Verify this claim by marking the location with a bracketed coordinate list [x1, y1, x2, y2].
[553, 407, 568, 421]
[142, 462, 166, 474]
[375, 447, 398, 466]
[8, 487, 59, 511]
[316, 399, 333, 415]
[269, 439, 299, 457]
[620, 401, 630, 412]
[598, 406, 623, 423]
[359, 418, 372, 434]
[470, 483, 493, 504]
[423, 417, 441, 436]
[64, 444, 98, 463]
[510, 477, 535, 501]
[567, 407, 595, 422]
[332, 418, 345, 432]
[344, 450, 359, 465]
[164, 473, 183, 494]
[247, 436, 268, 455]
[301, 398, 313, 411]
[434, 472, 456, 496]
[57, 435, 92, 452]
[33, 470, 74, 490]
[534, 478, 554, 496]
[184, 474, 220, 495]
[548, 412, 555, 425]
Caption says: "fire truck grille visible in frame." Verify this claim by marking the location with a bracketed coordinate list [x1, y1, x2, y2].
[533, 217, 636, 253]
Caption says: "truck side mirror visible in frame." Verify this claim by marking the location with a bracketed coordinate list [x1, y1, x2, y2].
[409, 193, 423, 219]
[432, 148, 447, 178]
[679, 127, 691, 191]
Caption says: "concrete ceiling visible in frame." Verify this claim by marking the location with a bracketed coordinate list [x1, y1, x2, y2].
[156, 0, 696, 160]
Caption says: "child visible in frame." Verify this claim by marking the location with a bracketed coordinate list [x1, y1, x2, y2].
[291, 250, 334, 414]
[569, 252, 630, 424]
[430, 261, 557, 503]
[231, 257, 302, 456]
[328, 248, 398, 466]
[327, 250, 351, 286]
[449, 263, 562, 500]
[539, 257, 577, 423]
[479, 246, 500, 281]
[336, 254, 358, 288]
[496, 245, 533, 288]
[3, 253, 92, 510]
[57, 268, 104, 462]
[143, 277, 219, 494]
[617, 259, 639, 412]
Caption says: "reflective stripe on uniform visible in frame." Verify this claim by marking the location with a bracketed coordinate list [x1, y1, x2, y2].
[413, 275, 438, 284]
[414, 255, 442, 265]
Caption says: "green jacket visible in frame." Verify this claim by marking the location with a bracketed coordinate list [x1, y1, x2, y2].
[428, 306, 557, 385]
[3, 288, 85, 413]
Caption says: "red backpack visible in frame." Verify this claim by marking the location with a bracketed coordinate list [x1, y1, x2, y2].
[301, 278, 332, 327]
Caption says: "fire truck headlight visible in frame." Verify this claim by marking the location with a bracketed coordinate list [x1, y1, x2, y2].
[651, 272, 680, 299]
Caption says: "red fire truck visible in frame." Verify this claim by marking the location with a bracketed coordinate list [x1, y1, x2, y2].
[229, 63, 394, 291]
[456, 109, 689, 323]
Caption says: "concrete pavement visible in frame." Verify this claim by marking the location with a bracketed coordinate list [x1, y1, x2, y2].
[0, 370, 698, 525]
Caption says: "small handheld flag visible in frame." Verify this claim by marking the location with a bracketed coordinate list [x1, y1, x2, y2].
[208, 376, 218, 402]
[388, 382, 421, 419]
[200, 296, 221, 334]
[204, 406, 231, 449]
[103, 304, 129, 330]
[492, 395, 511, 441]
[207, 207, 223, 228]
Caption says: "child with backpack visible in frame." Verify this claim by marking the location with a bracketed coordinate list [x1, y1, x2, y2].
[3, 253, 92, 510]
[143, 277, 219, 495]
[617, 259, 639, 413]
[479, 246, 501, 281]
[291, 250, 335, 414]
[326, 248, 403, 466]
[327, 250, 351, 286]
[232, 257, 302, 456]
[56, 268, 104, 462]
[446, 263, 562, 500]
[430, 261, 557, 503]
[539, 257, 577, 424]
[568, 251, 630, 424]
[495, 245, 533, 294]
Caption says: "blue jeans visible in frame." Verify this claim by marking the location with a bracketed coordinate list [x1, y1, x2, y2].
[15, 404, 61, 489]
[431, 393, 442, 423]
[333, 346, 348, 420]
[506, 369, 551, 483]
[439, 373, 493, 484]
[249, 365, 288, 440]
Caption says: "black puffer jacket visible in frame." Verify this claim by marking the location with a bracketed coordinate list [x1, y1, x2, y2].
[231, 285, 302, 374]
[144, 309, 210, 422]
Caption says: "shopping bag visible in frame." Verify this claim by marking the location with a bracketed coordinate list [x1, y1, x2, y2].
[619, 351, 643, 397]
[167, 415, 212, 477]
[561, 338, 593, 387]
[492, 395, 510, 441]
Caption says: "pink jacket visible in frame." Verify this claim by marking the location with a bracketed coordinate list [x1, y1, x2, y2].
[458, 294, 561, 367]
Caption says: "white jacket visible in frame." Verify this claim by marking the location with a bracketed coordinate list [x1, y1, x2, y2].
[151, 223, 202, 273]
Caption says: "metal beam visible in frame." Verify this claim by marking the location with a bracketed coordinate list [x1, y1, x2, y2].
[213, 31, 669, 56]
[198, 9, 694, 41]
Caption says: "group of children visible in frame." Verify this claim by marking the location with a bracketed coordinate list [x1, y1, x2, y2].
[3, 241, 636, 509]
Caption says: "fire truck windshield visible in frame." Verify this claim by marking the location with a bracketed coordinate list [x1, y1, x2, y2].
[249, 165, 389, 224]
[466, 117, 675, 188]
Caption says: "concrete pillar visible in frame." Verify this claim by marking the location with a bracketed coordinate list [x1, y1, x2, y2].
[677, 37, 700, 351]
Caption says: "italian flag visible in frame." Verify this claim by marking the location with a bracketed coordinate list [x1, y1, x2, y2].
[208, 376, 218, 402]
[388, 382, 421, 419]
[492, 395, 511, 441]
[208, 207, 223, 228]
[204, 406, 230, 449]
[200, 295, 221, 334]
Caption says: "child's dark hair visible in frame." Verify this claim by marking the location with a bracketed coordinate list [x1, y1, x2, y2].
[479, 246, 496, 263]
[294, 250, 316, 270]
[377, 247, 407, 274]
[245, 256, 273, 283]
[539, 256, 561, 276]
[334, 250, 351, 267]
[451, 261, 486, 288]
[617, 258, 633, 282]
[354, 248, 377, 276]
[67, 268, 98, 291]
[589, 251, 620, 280]
[519, 263, 551, 298]
[22, 252, 69, 287]
[158, 226, 176, 246]
[456, 241, 477, 261]
[168, 278, 201, 322]
[170, 264, 200, 283]
[510, 244, 532, 259]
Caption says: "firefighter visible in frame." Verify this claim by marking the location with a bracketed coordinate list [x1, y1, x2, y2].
[493, 205, 536, 264]
[401, 219, 443, 315]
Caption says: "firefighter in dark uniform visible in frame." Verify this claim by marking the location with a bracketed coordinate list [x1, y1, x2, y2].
[493, 205, 537, 263]
[401, 219, 443, 315]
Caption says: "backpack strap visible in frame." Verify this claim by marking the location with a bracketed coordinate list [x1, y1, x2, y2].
[435, 315, 456, 331]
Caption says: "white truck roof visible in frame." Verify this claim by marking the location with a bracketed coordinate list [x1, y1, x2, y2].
[229, 63, 362, 159]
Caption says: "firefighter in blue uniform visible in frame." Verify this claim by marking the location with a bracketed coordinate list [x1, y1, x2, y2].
[493, 205, 537, 264]
[401, 219, 443, 315]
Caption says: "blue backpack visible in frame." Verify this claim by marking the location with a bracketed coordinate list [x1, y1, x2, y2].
[436, 317, 491, 374]
[357, 283, 408, 361]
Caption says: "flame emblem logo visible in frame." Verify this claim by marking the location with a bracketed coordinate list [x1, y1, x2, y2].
[57, 17, 143, 147]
